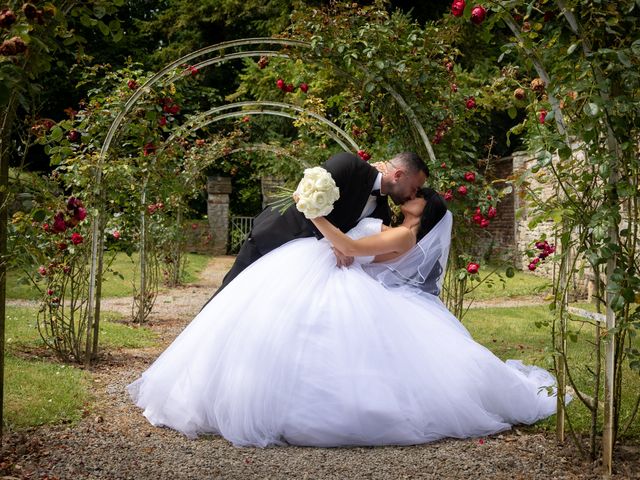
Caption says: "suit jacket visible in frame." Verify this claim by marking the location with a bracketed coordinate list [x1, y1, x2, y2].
[250, 152, 391, 256]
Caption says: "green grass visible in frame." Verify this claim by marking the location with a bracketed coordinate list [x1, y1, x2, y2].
[465, 305, 640, 438]
[3, 306, 157, 430]
[465, 265, 552, 301]
[8, 252, 211, 300]
[4, 354, 90, 429]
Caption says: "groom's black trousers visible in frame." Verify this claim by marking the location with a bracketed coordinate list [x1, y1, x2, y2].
[200, 236, 262, 310]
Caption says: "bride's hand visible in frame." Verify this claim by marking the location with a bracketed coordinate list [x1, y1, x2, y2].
[332, 247, 354, 268]
[292, 192, 300, 203]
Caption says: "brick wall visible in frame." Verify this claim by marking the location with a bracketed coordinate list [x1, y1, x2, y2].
[473, 156, 517, 261]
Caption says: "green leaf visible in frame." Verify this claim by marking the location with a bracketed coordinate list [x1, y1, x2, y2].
[98, 21, 110, 36]
[375, 60, 385, 70]
[507, 107, 517, 119]
[80, 14, 96, 27]
[505, 267, 515, 278]
[617, 51, 632, 67]
[50, 126, 63, 142]
[32, 209, 46, 222]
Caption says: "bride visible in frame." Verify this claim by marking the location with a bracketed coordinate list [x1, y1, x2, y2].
[128, 188, 563, 447]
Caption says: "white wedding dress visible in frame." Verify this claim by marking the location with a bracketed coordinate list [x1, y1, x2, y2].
[128, 216, 562, 447]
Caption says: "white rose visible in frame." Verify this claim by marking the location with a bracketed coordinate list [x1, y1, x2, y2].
[314, 175, 334, 191]
[297, 178, 315, 197]
[312, 191, 328, 209]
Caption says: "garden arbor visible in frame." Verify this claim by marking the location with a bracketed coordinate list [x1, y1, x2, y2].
[88, 37, 437, 354]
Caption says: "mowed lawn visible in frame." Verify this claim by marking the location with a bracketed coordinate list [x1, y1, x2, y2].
[7, 252, 210, 300]
[464, 305, 640, 438]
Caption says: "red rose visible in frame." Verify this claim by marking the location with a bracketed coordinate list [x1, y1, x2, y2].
[444, 190, 453, 201]
[451, 0, 466, 17]
[127, 80, 138, 90]
[276, 78, 285, 90]
[357, 150, 371, 161]
[466, 262, 480, 274]
[52, 212, 67, 233]
[74, 207, 87, 222]
[143, 143, 156, 156]
[242, 116, 250, 123]
[43, 223, 50, 232]
[450, 83, 458, 93]
[464, 171, 476, 182]
[299, 82, 309, 93]
[465, 97, 477, 109]
[480, 218, 490, 228]
[147, 204, 157, 215]
[0, 9, 17, 29]
[159, 116, 167, 127]
[471, 5, 487, 25]
[71, 232, 83, 245]
[538, 109, 547, 124]
[38, 265, 47, 276]
[285, 83, 295, 93]
[63, 265, 72, 274]
[441, 162, 447, 168]
[457, 185, 468, 196]
[47, 289, 54, 296]
[191, 223, 198, 230]
[57, 242, 68, 251]
[487, 206, 497, 218]
[445, 62, 454, 72]
[112, 230, 121, 240]
[189, 66, 199, 76]
[528, 263, 537, 271]
[67, 197, 83, 210]
[67, 130, 81, 142]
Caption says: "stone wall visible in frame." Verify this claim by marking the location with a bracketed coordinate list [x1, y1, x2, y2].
[206, 176, 232, 255]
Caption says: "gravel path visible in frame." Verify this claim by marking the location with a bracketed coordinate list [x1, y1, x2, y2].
[2, 257, 639, 479]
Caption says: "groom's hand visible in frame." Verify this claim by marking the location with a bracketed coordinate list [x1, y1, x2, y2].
[332, 247, 354, 268]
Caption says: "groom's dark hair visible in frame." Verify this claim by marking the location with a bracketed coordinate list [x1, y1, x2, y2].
[416, 188, 447, 240]
[391, 152, 429, 178]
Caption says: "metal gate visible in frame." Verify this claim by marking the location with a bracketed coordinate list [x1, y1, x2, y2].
[228, 216, 254, 254]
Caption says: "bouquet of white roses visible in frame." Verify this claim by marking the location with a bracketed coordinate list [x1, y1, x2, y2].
[269, 167, 340, 219]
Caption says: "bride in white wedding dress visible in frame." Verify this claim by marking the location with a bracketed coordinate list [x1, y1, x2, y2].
[128, 188, 563, 447]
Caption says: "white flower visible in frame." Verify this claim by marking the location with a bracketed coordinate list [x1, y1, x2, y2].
[294, 167, 339, 219]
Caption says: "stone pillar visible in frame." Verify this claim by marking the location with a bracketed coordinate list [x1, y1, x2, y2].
[261, 176, 287, 210]
[207, 176, 232, 255]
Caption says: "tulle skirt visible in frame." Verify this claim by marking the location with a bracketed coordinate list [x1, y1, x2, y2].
[128, 237, 561, 447]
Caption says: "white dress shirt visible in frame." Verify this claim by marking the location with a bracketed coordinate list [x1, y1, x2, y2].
[358, 173, 384, 221]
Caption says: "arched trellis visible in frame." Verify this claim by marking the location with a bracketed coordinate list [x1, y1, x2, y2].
[86, 37, 437, 364]
[160, 100, 360, 155]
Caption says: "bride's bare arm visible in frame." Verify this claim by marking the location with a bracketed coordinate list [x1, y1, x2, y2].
[310, 217, 414, 257]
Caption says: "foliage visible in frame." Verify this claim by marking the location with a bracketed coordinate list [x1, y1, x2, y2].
[470, 0, 640, 457]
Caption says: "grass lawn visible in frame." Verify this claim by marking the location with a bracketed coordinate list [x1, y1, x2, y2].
[8, 252, 211, 300]
[464, 265, 552, 301]
[3, 306, 157, 430]
[465, 305, 640, 438]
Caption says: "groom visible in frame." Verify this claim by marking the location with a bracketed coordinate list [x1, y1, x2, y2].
[203, 151, 429, 306]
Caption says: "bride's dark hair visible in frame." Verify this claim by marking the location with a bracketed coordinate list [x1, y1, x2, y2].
[416, 188, 448, 241]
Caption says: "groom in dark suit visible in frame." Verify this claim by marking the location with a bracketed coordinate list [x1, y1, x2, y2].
[202, 151, 429, 307]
